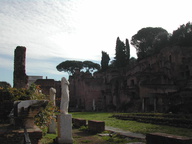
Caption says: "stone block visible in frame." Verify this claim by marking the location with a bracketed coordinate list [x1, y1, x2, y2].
[146, 132, 192, 144]
[88, 120, 105, 133]
[48, 119, 56, 133]
[72, 118, 86, 128]
[57, 114, 73, 144]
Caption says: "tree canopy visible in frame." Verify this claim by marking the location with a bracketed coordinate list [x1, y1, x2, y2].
[83, 60, 100, 73]
[57, 22, 192, 75]
[170, 22, 192, 47]
[131, 27, 169, 59]
[0, 81, 11, 88]
[56, 60, 100, 75]
[56, 60, 83, 74]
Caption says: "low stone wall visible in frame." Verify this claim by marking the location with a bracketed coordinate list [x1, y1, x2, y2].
[146, 132, 192, 144]
[88, 120, 105, 133]
[72, 118, 86, 128]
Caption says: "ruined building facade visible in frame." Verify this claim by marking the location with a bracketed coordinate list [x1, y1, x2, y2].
[13, 46, 28, 88]
[69, 46, 192, 113]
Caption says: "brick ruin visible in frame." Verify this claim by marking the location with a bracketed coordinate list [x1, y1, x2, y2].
[13, 46, 28, 88]
[12, 45, 192, 113]
[69, 46, 192, 113]
[35, 79, 61, 106]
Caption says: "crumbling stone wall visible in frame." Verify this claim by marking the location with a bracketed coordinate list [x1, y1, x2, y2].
[69, 72, 104, 111]
[35, 79, 61, 107]
[69, 46, 192, 113]
[13, 46, 28, 88]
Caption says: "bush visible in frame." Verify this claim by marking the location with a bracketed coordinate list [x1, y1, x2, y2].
[0, 84, 57, 135]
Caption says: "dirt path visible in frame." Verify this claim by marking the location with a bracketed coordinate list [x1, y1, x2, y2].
[73, 128, 109, 144]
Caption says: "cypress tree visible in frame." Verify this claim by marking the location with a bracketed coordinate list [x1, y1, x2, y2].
[125, 39, 130, 64]
[115, 37, 126, 67]
[101, 51, 110, 71]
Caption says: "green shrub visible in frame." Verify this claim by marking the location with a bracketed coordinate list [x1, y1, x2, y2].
[0, 84, 57, 135]
[79, 125, 89, 131]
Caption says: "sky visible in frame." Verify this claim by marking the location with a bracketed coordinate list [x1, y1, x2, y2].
[0, 0, 191, 86]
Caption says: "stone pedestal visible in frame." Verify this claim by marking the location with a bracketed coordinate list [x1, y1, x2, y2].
[57, 114, 73, 144]
[48, 119, 56, 133]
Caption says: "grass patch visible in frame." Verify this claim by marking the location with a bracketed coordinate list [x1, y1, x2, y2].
[71, 112, 192, 137]
[40, 133, 57, 144]
[100, 133, 144, 144]
[101, 134, 128, 144]
[81, 140, 92, 143]
[73, 136, 82, 138]
[79, 125, 89, 131]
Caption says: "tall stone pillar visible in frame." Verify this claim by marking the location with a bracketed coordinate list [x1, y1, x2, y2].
[13, 46, 28, 88]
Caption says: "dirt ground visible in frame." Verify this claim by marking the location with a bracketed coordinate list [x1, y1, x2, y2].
[72, 128, 145, 144]
[72, 128, 109, 144]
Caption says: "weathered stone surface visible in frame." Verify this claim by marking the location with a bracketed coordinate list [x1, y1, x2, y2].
[72, 118, 86, 128]
[60, 77, 70, 114]
[69, 46, 192, 113]
[48, 87, 56, 134]
[13, 46, 28, 88]
[57, 114, 73, 144]
[35, 79, 61, 107]
[88, 120, 105, 133]
[11, 100, 48, 128]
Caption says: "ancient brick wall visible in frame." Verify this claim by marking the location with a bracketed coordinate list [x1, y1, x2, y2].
[69, 46, 192, 113]
[35, 79, 61, 107]
[13, 46, 28, 88]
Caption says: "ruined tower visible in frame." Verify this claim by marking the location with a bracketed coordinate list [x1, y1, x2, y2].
[13, 46, 28, 88]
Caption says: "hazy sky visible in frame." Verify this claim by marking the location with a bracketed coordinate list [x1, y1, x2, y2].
[0, 0, 191, 86]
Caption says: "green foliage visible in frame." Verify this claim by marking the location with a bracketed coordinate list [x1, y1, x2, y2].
[81, 140, 92, 143]
[113, 37, 131, 68]
[128, 57, 137, 69]
[56, 60, 83, 74]
[35, 101, 57, 134]
[131, 27, 169, 59]
[28, 83, 47, 100]
[40, 133, 57, 144]
[170, 22, 192, 47]
[0, 81, 11, 88]
[56, 60, 100, 74]
[0, 84, 57, 135]
[71, 112, 192, 137]
[101, 134, 128, 144]
[83, 60, 100, 73]
[79, 125, 89, 131]
[27, 84, 57, 134]
[0, 84, 47, 102]
[125, 39, 130, 64]
[114, 37, 127, 67]
[152, 31, 170, 52]
[0, 87, 30, 101]
[101, 51, 110, 71]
